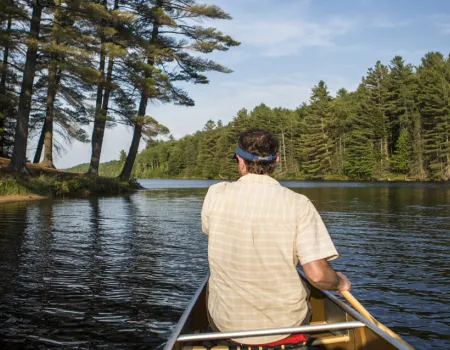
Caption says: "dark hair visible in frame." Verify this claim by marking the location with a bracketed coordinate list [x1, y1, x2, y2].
[238, 129, 279, 174]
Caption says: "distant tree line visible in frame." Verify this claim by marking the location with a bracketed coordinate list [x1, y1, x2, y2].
[86, 52, 450, 181]
[0, 0, 238, 179]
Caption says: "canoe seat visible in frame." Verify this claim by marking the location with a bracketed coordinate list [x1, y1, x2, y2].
[181, 344, 316, 350]
[180, 333, 349, 350]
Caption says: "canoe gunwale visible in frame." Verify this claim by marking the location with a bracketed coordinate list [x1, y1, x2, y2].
[297, 270, 412, 350]
[163, 274, 209, 350]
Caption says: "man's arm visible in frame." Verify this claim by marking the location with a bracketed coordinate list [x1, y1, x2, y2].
[201, 185, 216, 235]
[302, 258, 351, 291]
[201, 190, 211, 235]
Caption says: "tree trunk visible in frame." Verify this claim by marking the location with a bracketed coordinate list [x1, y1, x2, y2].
[87, 41, 106, 176]
[41, 62, 60, 168]
[8, 4, 43, 172]
[87, 0, 118, 176]
[33, 119, 46, 163]
[87, 56, 114, 176]
[41, 0, 63, 168]
[119, 0, 162, 180]
[119, 91, 147, 180]
[119, 117, 144, 180]
[0, 12, 12, 158]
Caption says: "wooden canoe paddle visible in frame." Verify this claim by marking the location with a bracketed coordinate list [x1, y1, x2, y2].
[340, 290, 415, 350]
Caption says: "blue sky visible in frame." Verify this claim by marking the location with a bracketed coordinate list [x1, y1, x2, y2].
[53, 0, 450, 168]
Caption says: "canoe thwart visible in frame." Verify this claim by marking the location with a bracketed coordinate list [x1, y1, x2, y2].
[177, 321, 365, 342]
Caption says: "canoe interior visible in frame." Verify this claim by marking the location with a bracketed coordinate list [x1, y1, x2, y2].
[170, 278, 400, 350]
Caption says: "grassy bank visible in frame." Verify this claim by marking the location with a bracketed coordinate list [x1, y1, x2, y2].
[0, 173, 141, 198]
[0, 158, 141, 199]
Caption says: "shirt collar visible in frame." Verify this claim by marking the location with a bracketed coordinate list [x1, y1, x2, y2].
[237, 173, 280, 185]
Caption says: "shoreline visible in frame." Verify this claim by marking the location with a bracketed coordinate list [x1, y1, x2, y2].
[0, 194, 47, 205]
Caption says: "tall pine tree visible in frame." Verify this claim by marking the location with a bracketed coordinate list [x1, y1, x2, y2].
[417, 52, 450, 180]
[344, 84, 377, 179]
[364, 61, 390, 177]
[119, 0, 239, 180]
[8, 0, 44, 172]
[300, 80, 333, 179]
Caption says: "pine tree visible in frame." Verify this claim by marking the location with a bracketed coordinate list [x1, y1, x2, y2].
[119, 0, 239, 180]
[386, 57, 415, 146]
[329, 88, 351, 176]
[409, 109, 426, 180]
[196, 119, 218, 178]
[0, 0, 11, 157]
[30, 0, 101, 166]
[215, 123, 238, 179]
[417, 52, 450, 180]
[385, 56, 420, 175]
[0, 0, 24, 157]
[167, 139, 186, 177]
[287, 110, 302, 177]
[182, 134, 199, 177]
[39, 0, 63, 168]
[119, 149, 127, 163]
[300, 80, 333, 179]
[364, 61, 390, 177]
[268, 108, 299, 177]
[88, 0, 130, 176]
[344, 84, 377, 179]
[391, 128, 410, 173]
[8, 0, 44, 171]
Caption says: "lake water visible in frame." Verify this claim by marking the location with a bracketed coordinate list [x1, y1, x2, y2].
[0, 179, 449, 349]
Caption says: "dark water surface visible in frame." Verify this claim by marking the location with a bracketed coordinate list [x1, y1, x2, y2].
[0, 180, 449, 349]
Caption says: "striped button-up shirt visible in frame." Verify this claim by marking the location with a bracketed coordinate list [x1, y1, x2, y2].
[201, 174, 338, 344]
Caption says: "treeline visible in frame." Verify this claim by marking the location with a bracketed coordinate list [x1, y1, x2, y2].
[98, 53, 450, 181]
[0, 0, 238, 179]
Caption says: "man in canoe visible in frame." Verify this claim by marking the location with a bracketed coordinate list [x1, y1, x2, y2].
[201, 128, 351, 346]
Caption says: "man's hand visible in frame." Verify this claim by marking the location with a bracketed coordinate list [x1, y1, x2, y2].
[336, 271, 351, 292]
[302, 259, 351, 292]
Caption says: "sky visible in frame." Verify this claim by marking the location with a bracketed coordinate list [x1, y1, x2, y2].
[49, 0, 450, 168]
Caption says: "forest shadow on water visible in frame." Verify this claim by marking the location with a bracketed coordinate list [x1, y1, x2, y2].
[0, 180, 449, 349]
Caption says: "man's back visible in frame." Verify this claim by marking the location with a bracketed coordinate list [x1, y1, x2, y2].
[202, 173, 338, 344]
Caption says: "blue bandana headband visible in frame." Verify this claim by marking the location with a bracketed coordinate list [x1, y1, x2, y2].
[232, 146, 277, 162]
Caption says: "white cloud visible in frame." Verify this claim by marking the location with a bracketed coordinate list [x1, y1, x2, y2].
[437, 23, 450, 35]
[370, 16, 411, 28]
[430, 14, 450, 34]
[219, 16, 356, 57]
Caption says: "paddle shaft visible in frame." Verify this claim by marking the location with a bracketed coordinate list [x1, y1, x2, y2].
[340, 291, 415, 350]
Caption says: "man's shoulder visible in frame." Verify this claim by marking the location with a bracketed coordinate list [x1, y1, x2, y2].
[279, 185, 309, 199]
[207, 181, 230, 193]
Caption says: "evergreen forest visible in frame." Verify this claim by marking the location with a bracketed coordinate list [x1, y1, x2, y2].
[71, 53, 450, 181]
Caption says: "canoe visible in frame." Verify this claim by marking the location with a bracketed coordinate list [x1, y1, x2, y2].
[165, 270, 413, 350]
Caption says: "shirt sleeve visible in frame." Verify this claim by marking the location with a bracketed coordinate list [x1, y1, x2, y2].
[296, 199, 339, 265]
[201, 186, 213, 235]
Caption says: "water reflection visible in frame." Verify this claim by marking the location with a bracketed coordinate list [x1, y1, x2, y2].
[0, 181, 449, 349]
